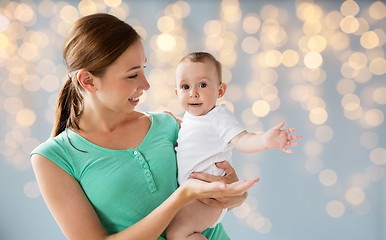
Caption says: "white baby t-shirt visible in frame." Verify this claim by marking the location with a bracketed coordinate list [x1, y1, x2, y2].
[176, 104, 245, 185]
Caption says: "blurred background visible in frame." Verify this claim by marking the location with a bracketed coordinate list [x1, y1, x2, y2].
[0, 0, 385, 239]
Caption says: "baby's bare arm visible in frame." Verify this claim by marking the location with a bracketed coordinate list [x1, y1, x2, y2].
[230, 131, 267, 153]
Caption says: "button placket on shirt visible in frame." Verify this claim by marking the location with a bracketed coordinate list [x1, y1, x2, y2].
[133, 150, 157, 193]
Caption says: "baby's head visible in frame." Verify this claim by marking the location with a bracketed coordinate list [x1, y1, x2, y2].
[175, 52, 226, 116]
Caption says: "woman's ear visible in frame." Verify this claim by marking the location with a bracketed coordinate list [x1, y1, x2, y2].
[77, 70, 97, 92]
[218, 83, 227, 98]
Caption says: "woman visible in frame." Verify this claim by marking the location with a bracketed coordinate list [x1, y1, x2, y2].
[31, 13, 258, 240]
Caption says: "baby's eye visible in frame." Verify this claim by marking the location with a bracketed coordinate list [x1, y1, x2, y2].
[199, 83, 207, 88]
[181, 84, 190, 90]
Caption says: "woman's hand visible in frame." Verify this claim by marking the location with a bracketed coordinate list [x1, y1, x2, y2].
[188, 161, 259, 209]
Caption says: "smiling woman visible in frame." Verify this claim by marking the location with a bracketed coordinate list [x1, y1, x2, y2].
[29, 13, 256, 240]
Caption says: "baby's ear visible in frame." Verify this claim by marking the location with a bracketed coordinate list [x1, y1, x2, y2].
[218, 83, 227, 98]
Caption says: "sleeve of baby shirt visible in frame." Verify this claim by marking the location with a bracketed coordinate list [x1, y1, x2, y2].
[214, 105, 246, 144]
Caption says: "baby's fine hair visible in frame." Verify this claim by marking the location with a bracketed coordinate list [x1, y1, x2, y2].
[179, 52, 222, 83]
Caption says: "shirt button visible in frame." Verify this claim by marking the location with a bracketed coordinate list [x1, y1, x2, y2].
[149, 182, 154, 186]
[146, 173, 150, 177]
[134, 151, 138, 155]
[139, 157, 143, 160]
[143, 164, 147, 168]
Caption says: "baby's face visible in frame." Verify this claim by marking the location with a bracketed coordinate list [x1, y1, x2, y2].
[175, 60, 222, 116]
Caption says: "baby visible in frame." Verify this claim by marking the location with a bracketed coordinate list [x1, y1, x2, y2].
[166, 52, 302, 240]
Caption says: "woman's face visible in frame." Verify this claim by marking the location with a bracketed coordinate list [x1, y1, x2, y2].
[93, 39, 149, 114]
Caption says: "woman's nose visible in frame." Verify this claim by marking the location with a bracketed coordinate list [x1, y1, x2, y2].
[140, 74, 150, 90]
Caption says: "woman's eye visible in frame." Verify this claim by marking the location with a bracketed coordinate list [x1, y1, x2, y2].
[127, 73, 138, 79]
[199, 83, 207, 88]
[182, 85, 190, 90]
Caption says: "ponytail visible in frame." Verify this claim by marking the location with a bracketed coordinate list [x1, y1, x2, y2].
[51, 76, 83, 137]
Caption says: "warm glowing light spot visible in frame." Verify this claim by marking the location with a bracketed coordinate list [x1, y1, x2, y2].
[78, 0, 97, 16]
[364, 109, 384, 127]
[18, 43, 38, 62]
[16, 108, 36, 127]
[297, 3, 323, 21]
[336, 79, 356, 95]
[254, 217, 272, 234]
[365, 165, 384, 182]
[309, 107, 328, 125]
[340, 62, 359, 78]
[369, 57, 386, 75]
[340, 0, 360, 17]
[344, 106, 363, 120]
[319, 169, 337, 186]
[325, 11, 342, 30]
[204, 20, 225, 36]
[281, 50, 299, 67]
[260, 84, 278, 102]
[156, 33, 176, 51]
[260, 4, 279, 20]
[303, 20, 322, 35]
[304, 52, 323, 69]
[264, 50, 281, 67]
[24, 181, 41, 198]
[157, 16, 175, 33]
[303, 140, 323, 157]
[242, 14, 261, 34]
[0, 14, 10, 32]
[341, 93, 360, 111]
[241, 108, 258, 125]
[233, 202, 251, 219]
[348, 52, 367, 69]
[104, 0, 121, 7]
[4, 97, 23, 114]
[205, 36, 223, 52]
[218, 49, 237, 67]
[345, 187, 365, 205]
[41, 75, 60, 92]
[360, 31, 379, 49]
[14, 3, 35, 22]
[370, 148, 386, 165]
[340, 16, 359, 34]
[0, 33, 8, 49]
[360, 131, 379, 149]
[354, 18, 369, 36]
[373, 87, 386, 104]
[328, 32, 350, 51]
[60, 5, 79, 23]
[109, 7, 128, 20]
[221, 3, 242, 23]
[241, 36, 259, 54]
[315, 125, 334, 143]
[354, 67, 372, 83]
[252, 100, 270, 117]
[305, 96, 325, 111]
[326, 200, 345, 218]
[307, 35, 327, 52]
[368, 1, 386, 20]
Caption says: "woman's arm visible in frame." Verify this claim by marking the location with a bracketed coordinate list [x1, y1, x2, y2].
[32, 155, 257, 240]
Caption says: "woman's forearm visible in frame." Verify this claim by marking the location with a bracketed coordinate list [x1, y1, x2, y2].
[106, 186, 191, 240]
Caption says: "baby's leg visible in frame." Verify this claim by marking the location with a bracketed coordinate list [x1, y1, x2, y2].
[166, 199, 222, 240]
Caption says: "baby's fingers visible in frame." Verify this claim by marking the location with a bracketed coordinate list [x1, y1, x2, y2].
[288, 134, 302, 140]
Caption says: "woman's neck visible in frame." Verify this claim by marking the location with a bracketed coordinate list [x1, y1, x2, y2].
[77, 102, 140, 133]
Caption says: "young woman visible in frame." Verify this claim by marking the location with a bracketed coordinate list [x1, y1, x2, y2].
[31, 13, 258, 240]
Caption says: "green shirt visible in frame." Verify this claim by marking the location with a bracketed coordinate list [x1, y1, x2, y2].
[31, 112, 230, 239]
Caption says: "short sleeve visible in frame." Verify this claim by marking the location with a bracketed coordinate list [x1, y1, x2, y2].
[213, 105, 245, 144]
[31, 136, 76, 178]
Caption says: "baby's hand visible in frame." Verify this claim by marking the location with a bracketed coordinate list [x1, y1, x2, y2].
[263, 122, 302, 153]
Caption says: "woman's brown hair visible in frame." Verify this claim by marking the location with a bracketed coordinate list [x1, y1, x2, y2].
[52, 13, 141, 137]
